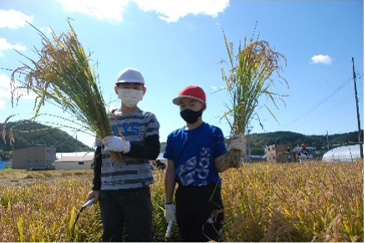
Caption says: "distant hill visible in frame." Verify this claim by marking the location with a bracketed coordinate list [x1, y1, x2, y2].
[161, 130, 363, 156]
[1, 120, 362, 160]
[0, 120, 92, 160]
[247, 130, 364, 155]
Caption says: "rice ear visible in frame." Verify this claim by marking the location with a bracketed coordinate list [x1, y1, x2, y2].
[9, 21, 124, 162]
[221, 28, 287, 164]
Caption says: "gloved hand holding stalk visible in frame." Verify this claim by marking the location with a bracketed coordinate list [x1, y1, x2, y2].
[221, 29, 288, 167]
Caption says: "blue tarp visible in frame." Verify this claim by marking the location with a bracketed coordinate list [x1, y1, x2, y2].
[0, 161, 6, 170]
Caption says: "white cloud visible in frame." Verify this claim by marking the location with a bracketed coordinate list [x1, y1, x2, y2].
[0, 9, 33, 29]
[0, 99, 5, 110]
[56, 0, 130, 22]
[311, 54, 332, 65]
[0, 38, 26, 57]
[0, 73, 36, 110]
[0, 73, 14, 99]
[39, 27, 53, 34]
[134, 0, 230, 22]
[56, 0, 229, 22]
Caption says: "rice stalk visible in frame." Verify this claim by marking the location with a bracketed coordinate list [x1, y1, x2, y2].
[8, 20, 122, 162]
[221, 29, 288, 167]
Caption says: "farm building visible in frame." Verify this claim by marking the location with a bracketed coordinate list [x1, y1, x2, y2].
[322, 144, 362, 162]
[55, 152, 94, 170]
[12, 145, 56, 170]
[266, 144, 296, 163]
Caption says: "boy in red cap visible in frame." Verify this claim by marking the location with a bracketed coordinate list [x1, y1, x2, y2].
[163, 85, 246, 241]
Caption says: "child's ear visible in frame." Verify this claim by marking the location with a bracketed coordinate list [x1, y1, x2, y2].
[143, 87, 147, 95]
[114, 85, 118, 94]
[203, 104, 207, 111]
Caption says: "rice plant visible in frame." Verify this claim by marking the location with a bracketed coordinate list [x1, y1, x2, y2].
[7, 20, 123, 161]
[0, 161, 362, 242]
[221, 29, 288, 167]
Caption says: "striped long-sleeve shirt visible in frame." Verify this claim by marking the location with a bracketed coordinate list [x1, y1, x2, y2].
[93, 108, 160, 190]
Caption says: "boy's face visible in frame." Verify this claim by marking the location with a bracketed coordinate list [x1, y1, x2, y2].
[178, 98, 204, 112]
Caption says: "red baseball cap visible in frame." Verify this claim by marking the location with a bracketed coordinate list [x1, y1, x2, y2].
[173, 85, 206, 105]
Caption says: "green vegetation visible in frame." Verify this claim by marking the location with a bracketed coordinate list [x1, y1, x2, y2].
[0, 120, 362, 161]
[0, 121, 91, 158]
[247, 130, 364, 155]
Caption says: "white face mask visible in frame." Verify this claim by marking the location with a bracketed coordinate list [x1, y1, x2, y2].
[118, 88, 144, 108]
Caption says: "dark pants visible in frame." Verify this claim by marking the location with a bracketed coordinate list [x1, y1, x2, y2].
[99, 187, 152, 242]
[175, 184, 224, 242]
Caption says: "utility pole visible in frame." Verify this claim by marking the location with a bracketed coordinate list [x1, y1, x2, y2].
[247, 125, 253, 159]
[352, 57, 363, 159]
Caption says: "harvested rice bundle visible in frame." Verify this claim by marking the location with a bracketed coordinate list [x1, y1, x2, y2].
[8, 21, 122, 162]
[221, 31, 288, 167]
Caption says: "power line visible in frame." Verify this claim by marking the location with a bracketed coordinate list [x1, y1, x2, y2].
[283, 75, 353, 129]
[289, 93, 354, 131]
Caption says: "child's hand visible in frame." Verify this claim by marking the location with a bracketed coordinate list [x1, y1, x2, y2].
[227, 134, 247, 155]
[164, 203, 176, 223]
[102, 136, 131, 153]
[87, 190, 100, 203]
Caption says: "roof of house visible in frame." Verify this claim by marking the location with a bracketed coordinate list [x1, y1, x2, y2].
[56, 155, 94, 163]
[56, 152, 93, 158]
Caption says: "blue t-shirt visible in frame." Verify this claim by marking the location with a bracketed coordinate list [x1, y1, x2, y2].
[164, 122, 227, 186]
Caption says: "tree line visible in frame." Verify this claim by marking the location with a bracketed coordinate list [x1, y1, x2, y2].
[0, 121, 363, 160]
[0, 121, 92, 161]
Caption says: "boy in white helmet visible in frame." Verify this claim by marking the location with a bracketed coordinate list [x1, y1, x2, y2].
[87, 68, 160, 242]
[163, 85, 246, 242]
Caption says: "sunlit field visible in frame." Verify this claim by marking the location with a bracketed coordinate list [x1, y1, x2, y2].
[0, 160, 363, 242]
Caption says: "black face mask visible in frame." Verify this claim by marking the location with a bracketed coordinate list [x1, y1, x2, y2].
[180, 109, 203, 124]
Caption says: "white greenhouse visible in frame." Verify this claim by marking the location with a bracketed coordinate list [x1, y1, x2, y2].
[322, 145, 362, 162]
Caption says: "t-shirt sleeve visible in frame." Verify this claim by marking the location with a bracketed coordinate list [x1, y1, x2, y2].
[213, 127, 227, 158]
[145, 112, 160, 137]
[163, 133, 174, 160]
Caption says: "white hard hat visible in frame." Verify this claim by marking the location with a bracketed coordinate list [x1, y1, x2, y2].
[116, 68, 145, 84]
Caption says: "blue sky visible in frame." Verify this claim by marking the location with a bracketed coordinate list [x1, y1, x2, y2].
[0, 0, 363, 148]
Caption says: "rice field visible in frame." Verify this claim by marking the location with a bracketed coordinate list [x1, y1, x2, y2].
[0, 160, 363, 242]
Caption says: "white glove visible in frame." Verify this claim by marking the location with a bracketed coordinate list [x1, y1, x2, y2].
[227, 134, 247, 155]
[164, 204, 176, 223]
[102, 136, 131, 153]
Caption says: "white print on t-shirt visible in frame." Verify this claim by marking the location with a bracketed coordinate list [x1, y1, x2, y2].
[176, 147, 211, 186]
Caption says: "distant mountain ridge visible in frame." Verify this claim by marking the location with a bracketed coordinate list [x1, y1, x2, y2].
[0, 120, 363, 160]
[158, 130, 363, 156]
[0, 120, 92, 160]
[247, 130, 364, 155]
